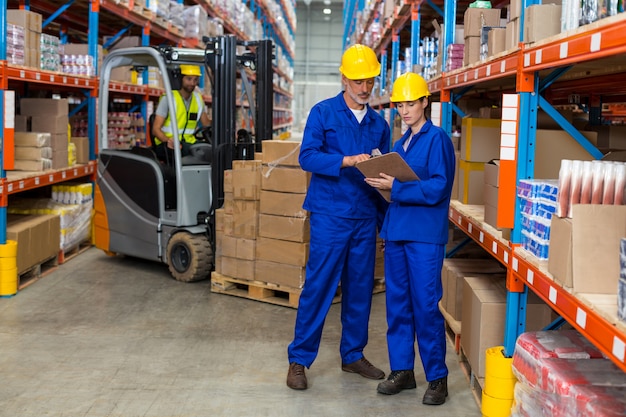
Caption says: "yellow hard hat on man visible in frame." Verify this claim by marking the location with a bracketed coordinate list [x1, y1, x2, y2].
[339, 44, 381, 80]
[390, 72, 431, 102]
[180, 64, 202, 77]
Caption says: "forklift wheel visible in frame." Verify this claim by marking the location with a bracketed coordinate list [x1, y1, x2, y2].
[166, 232, 213, 282]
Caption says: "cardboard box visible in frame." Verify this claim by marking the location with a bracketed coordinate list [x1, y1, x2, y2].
[20, 98, 68, 117]
[487, 27, 507, 56]
[534, 129, 597, 178]
[13, 159, 51, 171]
[255, 236, 308, 266]
[461, 276, 555, 378]
[70, 137, 90, 164]
[220, 256, 255, 281]
[548, 216, 573, 288]
[51, 150, 69, 169]
[30, 115, 69, 134]
[443, 258, 505, 321]
[7, 214, 60, 274]
[458, 160, 485, 204]
[261, 140, 301, 167]
[571, 205, 626, 293]
[484, 160, 500, 187]
[463, 36, 481, 66]
[259, 214, 310, 243]
[524, 4, 562, 43]
[589, 125, 626, 151]
[461, 118, 502, 162]
[505, 19, 521, 50]
[259, 190, 307, 217]
[261, 166, 310, 193]
[255, 260, 306, 288]
[7, 9, 42, 32]
[14, 146, 52, 160]
[223, 170, 233, 193]
[15, 115, 29, 132]
[61, 43, 104, 71]
[464, 8, 502, 37]
[232, 169, 261, 200]
[14, 132, 50, 147]
[232, 200, 259, 239]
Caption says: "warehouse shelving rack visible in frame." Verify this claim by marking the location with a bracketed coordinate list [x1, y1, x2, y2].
[344, 0, 626, 375]
[0, 0, 295, 259]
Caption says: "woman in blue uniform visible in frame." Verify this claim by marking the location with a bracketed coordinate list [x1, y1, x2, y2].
[364, 72, 456, 405]
[286, 44, 390, 391]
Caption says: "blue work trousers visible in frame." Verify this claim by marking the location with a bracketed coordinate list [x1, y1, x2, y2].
[384, 240, 448, 382]
[288, 213, 377, 367]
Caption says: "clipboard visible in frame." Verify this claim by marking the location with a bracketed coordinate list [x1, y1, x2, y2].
[356, 152, 419, 202]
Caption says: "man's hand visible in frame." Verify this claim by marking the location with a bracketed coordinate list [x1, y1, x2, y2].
[342, 153, 371, 168]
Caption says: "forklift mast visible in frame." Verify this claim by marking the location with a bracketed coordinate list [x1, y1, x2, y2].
[204, 35, 274, 217]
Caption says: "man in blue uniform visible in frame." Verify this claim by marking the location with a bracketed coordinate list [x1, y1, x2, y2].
[364, 72, 456, 405]
[286, 44, 390, 391]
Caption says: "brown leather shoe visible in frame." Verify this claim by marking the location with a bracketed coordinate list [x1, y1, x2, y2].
[422, 377, 448, 405]
[286, 363, 307, 390]
[341, 357, 385, 380]
[377, 370, 417, 395]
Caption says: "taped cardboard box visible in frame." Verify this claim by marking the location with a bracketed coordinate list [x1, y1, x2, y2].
[31, 115, 69, 134]
[259, 190, 307, 218]
[70, 137, 89, 164]
[261, 140, 301, 167]
[255, 236, 308, 266]
[14, 132, 50, 147]
[232, 200, 259, 239]
[221, 256, 255, 281]
[259, 214, 310, 243]
[458, 160, 485, 204]
[461, 118, 501, 162]
[255, 260, 306, 288]
[261, 166, 310, 193]
[464, 8, 502, 37]
[20, 98, 68, 117]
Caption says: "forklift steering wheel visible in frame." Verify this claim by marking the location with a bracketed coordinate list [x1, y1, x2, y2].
[193, 125, 212, 146]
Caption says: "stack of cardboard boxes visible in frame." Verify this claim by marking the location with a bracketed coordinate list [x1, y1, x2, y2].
[7, 9, 42, 69]
[14, 98, 70, 171]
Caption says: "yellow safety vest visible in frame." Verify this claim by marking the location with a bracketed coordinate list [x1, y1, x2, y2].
[157, 90, 202, 145]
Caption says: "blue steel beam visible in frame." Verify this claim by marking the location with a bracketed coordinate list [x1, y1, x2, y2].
[103, 24, 134, 49]
[43, 0, 77, 29]
[0, 0, 7, 243]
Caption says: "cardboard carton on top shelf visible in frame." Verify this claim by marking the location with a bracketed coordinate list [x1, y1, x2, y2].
[505, 19, 521, 50]
[461, 118, 501, 162]
[7, 9, 42, 32]
[524, 4, 562, 43]
[487, 27, 507, 56]
[464, 7, 502, 37]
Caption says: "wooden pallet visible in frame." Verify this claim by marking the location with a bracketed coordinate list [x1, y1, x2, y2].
[211, 272, 308, 308]
[458, 345, 485, 410]
[58, 240, 92, 265]
[211, 272, 385, 309]
[18, 255, 59, 290]
[439, 301, 462, 354]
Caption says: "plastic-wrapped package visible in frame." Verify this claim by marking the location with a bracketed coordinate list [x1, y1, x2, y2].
[613, 162, 626, 205]
[540, 358, 626, 396]
[568, 160, 583, 218]
[602, 162, 616, 205]
[512, 330, 603, 387]
[590, 160, 605, 204]
[556, 159, 572, 217]
[580, 160, 594, 204]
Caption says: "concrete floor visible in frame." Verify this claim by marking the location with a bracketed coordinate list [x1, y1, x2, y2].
[0, 248, 481, 417]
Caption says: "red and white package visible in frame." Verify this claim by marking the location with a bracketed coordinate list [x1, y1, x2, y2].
[557, 159, 572, 218]
[580, 161, 594, 204]
[603, 162, 616, 205]
[613, 163, 626, 205]
[590, 161, 605, 205]
[568, 160, 584, 218]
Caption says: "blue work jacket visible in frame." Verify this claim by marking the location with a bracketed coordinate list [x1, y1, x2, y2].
[380, 119, 456, 244]
[299, 92, 390, 220]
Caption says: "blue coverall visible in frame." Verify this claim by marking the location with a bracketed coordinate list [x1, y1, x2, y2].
[380, 119, 456, 382]
[288, 92, 390, 367]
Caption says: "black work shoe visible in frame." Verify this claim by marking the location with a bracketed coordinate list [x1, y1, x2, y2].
[341, 357, 385, 380]
[377, 370, 417, 395]
[286, 363, 307, 390]
[422, 377, 448, 405]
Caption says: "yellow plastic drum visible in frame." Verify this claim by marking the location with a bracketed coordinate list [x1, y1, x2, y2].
[485, 346, 515, 380]
[0, 240, 17, 258]
[482, 391, 514, 417]
[0, 267, 18, 296]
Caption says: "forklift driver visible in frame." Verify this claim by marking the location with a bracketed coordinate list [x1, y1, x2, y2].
[151, 64, 211, 162]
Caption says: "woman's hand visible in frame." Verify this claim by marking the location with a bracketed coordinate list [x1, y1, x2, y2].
[364, 172, 394, 190]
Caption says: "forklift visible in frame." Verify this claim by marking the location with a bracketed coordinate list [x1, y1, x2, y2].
[94, 35, 274, 281]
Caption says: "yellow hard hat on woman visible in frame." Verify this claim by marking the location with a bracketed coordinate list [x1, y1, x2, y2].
[390, 72, 431, 102]
[180, 64, 202, 77]
[339, 44, 381, 80]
